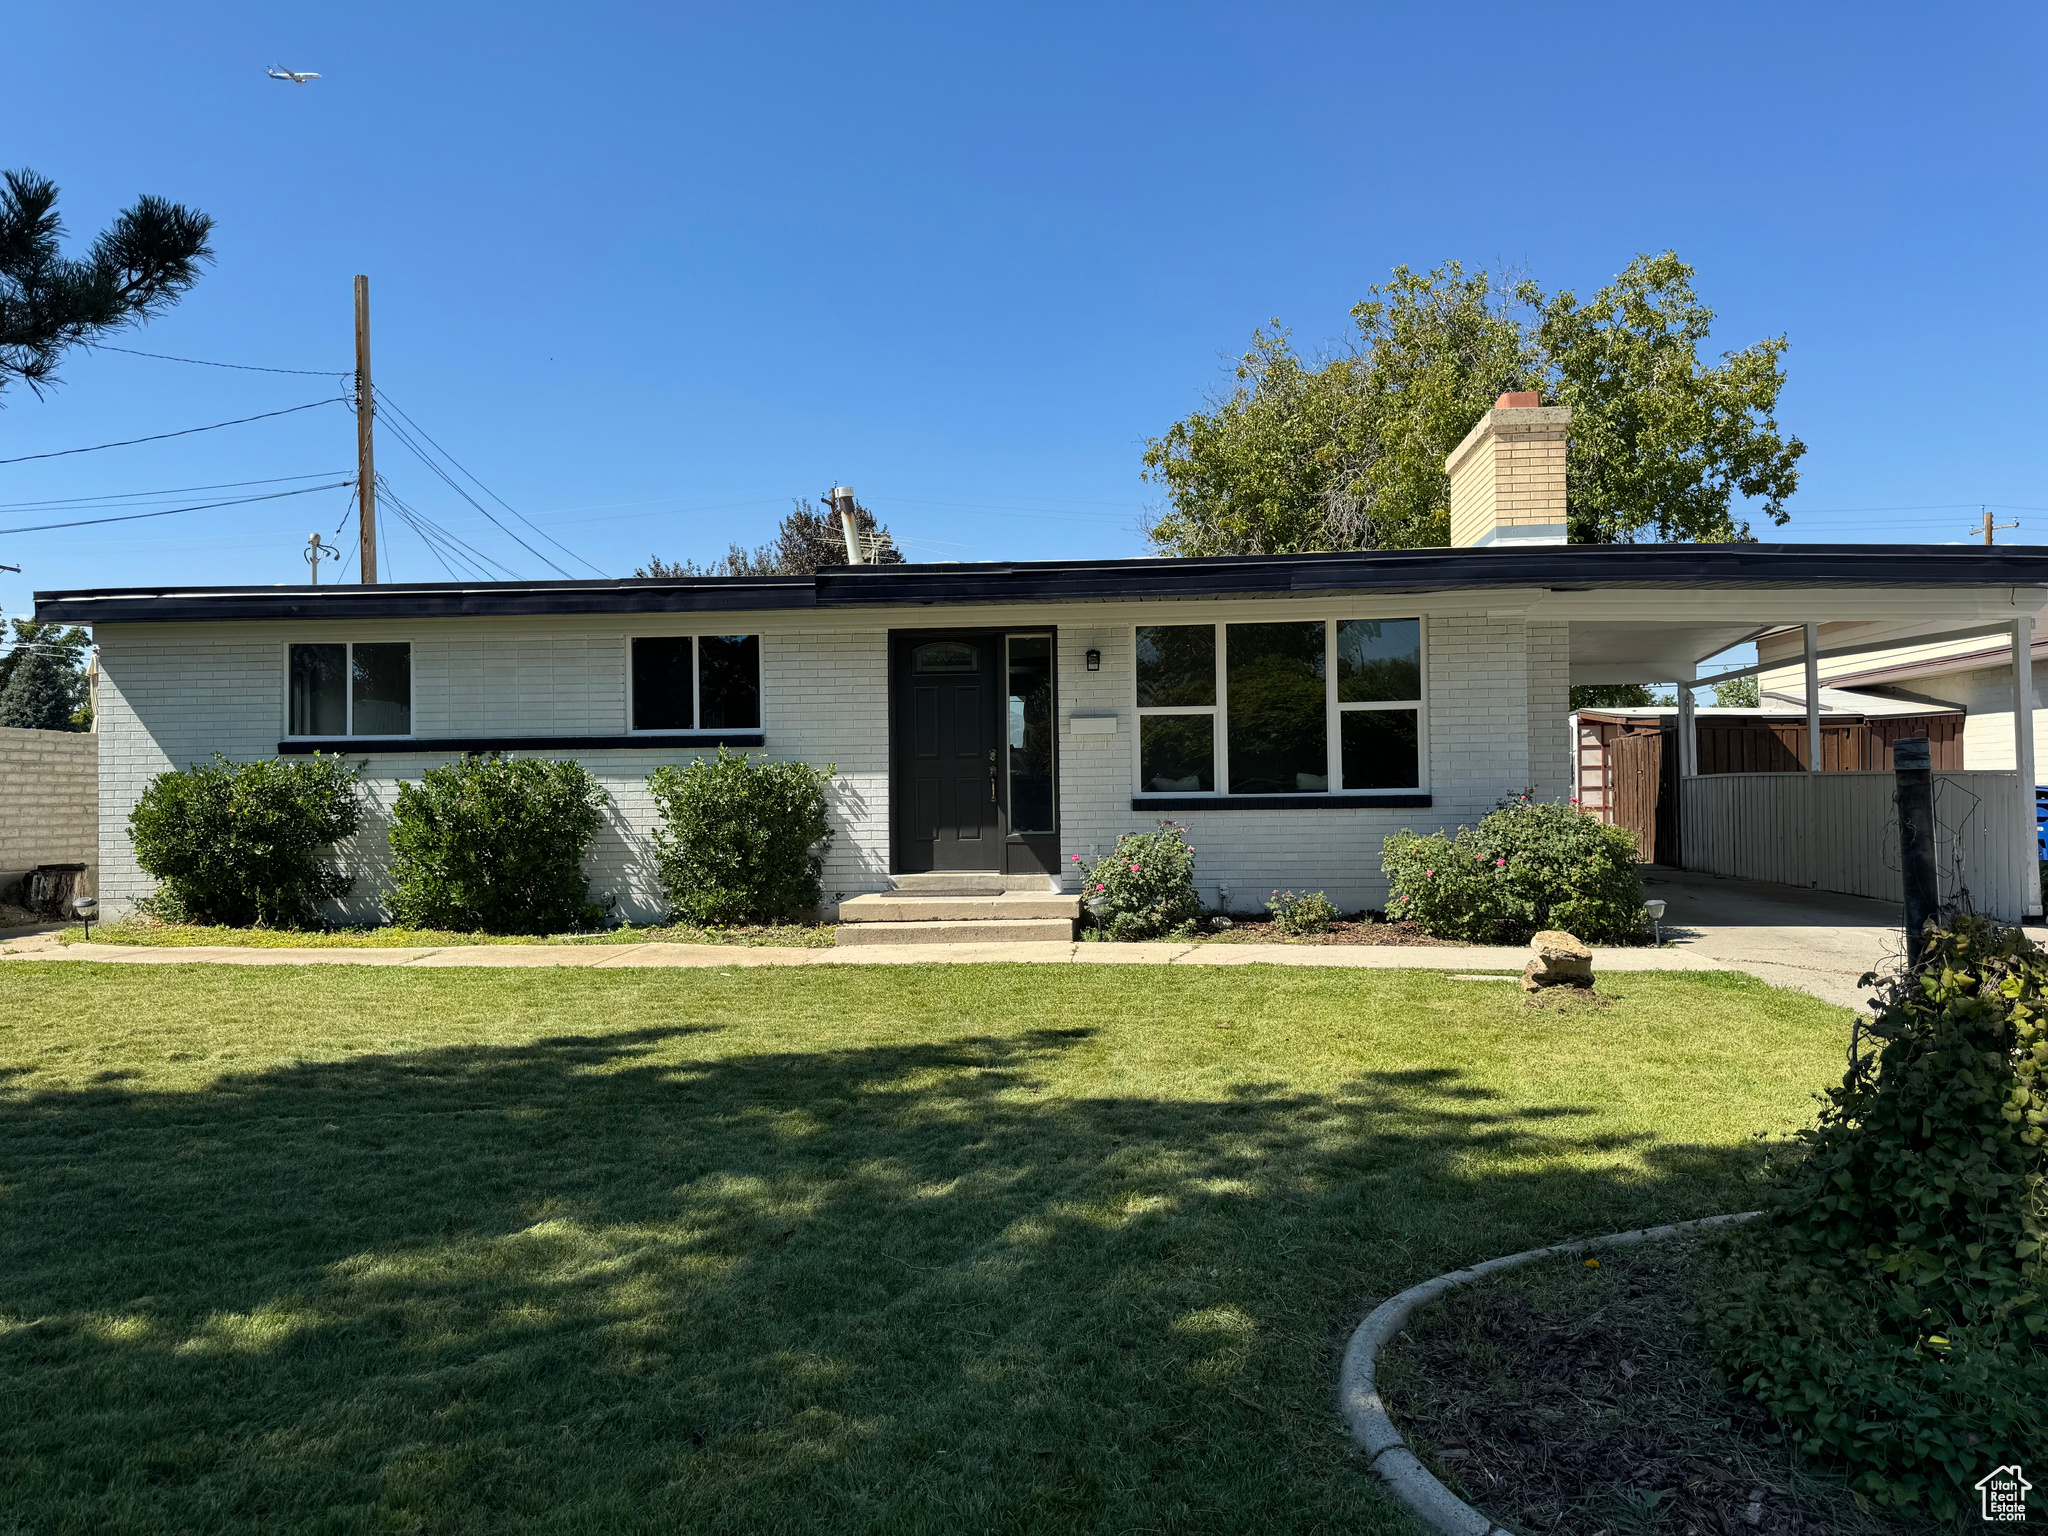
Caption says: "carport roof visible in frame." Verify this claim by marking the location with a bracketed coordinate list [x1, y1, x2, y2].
[35, 541, 2048, 625]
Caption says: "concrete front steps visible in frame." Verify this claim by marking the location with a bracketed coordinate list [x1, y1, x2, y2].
[836, 872, 1079, 946]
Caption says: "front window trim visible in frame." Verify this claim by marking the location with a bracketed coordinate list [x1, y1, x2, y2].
[283, 639, 414, 740]
[627, 632, 763, 734]
[1131, 619, 1425, 797]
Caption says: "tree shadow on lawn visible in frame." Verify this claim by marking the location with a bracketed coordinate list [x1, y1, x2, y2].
[1, 1023, 1758, 1535]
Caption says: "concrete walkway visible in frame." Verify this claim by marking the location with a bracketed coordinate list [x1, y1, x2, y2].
[9, 869, 2012, 1010]
[1, 927, 1719, 975]
[1637, 865, 2048, 1010]
[0, 925, 1820, 1034]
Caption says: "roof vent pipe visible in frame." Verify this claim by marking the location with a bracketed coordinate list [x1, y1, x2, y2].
[832, 486, 862, 564]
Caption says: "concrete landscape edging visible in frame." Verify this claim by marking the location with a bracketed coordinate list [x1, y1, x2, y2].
[1337, 1211, 1764, 1536]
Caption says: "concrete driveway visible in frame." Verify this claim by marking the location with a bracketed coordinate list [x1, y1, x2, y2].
[1640, 865, 2048, 1010]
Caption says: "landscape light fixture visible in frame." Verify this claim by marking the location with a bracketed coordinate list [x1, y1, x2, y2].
[1645, 899, 1666, 944]
[1085, 648, 1101, 671]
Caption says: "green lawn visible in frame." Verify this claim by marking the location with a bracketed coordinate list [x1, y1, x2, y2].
[0, 963, 1850, 1534]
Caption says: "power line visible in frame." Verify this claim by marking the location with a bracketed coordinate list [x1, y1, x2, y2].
[0, 480, 353, 537]
[0, 471, 352, 513]
[372, 408, 574, 577]
[377, 477, 521, 581]
[87, 343, 350, 378]
[372, 387, 607, 576]
[0, 399, 345, 465]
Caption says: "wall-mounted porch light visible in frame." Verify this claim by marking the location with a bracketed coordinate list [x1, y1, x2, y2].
[1085, 648, 1101, 671]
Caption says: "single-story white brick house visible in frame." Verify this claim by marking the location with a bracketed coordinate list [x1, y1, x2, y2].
[36, 398, 2048, 924]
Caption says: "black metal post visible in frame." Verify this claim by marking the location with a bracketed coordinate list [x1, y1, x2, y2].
[1895, 736, 1938, 965]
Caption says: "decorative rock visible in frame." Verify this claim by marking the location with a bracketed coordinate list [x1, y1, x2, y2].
[1521, 928, 1593, 991]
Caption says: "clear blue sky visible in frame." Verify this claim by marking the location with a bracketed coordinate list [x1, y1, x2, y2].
[5, 1, 2044, 622]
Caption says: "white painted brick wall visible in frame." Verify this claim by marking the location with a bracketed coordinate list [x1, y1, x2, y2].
[0, 725, 98, 890]
[1526, 620, 1572, 803]
[96, 604, 1559, 921]
[1055, 614, 1537, 913]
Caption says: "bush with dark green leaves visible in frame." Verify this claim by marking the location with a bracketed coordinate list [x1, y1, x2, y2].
[1075, 821, 1202, 941]
[1267, 888, 1339, 935]
[387, 755, 610, 934]
[1380, 798, 1648, 944]
[647, 749, 834, 925]
[128, 754, 362, 927]
[1701, 918, 2047, 1522]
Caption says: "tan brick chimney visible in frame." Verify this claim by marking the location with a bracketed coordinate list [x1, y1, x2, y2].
[1445, 391, 1571, 547]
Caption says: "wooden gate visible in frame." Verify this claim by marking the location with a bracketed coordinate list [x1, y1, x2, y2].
[1610, 729, 1676, 864]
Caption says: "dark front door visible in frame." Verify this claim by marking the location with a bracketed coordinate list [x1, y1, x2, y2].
[892, 631, 1002, 871]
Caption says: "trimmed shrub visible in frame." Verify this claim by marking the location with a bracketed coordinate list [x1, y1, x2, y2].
[1074, 821, 1202, 941]
[1267, 888, 1339, 935]
[1701, 918, 2047, 1521]
[387, 755, 610, 934]
[1381, 799, 1648, 944]
[647, 748, 834, 925]
[129, 753, 362, 927]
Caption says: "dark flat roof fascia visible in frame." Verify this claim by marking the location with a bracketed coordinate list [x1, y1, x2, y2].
[35, 577, 817, 625]
[37, 544, 2048, 625]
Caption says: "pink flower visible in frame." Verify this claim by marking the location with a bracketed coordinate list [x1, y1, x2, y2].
[1130, 863, 1141, 872]
[1496, 858, 1507, 867]
[1094, 883, 1106, 892]
[1425, 869, 1434, 878]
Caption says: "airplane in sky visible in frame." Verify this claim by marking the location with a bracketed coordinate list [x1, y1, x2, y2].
[265, 66, 321, 84]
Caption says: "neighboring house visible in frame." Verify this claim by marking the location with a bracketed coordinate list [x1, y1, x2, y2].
[35, 397, 2048, 923]
[1758, 618, 2048, 773]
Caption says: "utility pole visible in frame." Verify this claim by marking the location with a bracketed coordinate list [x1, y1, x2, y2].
[1978, 506, 2019, 546]
[354, 275, 378, 583]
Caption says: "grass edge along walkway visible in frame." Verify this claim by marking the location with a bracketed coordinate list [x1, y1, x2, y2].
[14, 933, 1727, 975]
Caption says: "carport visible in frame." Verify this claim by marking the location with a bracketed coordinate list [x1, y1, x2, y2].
[1543, 548, 2047, 921]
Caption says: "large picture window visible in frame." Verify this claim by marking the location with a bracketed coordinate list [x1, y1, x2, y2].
[1133, 619, 1422, 795]
[631, 634, 761, 731]
[288, 642, 412, 737]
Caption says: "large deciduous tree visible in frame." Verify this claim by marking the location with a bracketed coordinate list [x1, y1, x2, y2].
[0, 169, 214, 399]
[1143, 253, 1804, 553]
[1541, 253, 1803, 544]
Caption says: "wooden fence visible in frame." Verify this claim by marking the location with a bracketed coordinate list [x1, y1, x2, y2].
[1679, 770, 2027, 919]
[1695, 714, 1963, 773]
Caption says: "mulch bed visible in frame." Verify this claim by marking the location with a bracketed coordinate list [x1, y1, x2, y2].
[1193, 917, 1454, 946]
[1375, 1236, 1908, 1536]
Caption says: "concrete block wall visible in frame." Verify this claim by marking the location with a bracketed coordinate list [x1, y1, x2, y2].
[0, 725, 99, 896]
